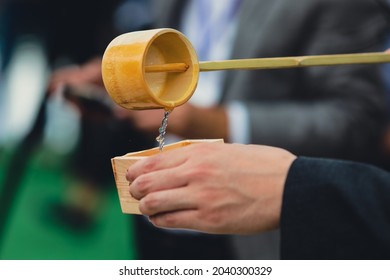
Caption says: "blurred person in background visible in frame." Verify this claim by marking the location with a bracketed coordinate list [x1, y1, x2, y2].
[39, 0, 390, 260]
[46, 0, 155, 231]
[0, 0, 154, 257]
[0, 0, 51, 147]
[117, 0, 390, 259]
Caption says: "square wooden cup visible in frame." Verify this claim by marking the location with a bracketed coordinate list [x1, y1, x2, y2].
[111, 139, 224, 214]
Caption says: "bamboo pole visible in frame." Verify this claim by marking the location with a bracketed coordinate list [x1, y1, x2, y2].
[144, 52, 390, 73]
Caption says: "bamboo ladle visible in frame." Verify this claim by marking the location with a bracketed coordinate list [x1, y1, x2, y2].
[102, 28, 390, 110]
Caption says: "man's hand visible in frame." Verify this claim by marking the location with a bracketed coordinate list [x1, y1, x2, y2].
[126, 143, 296, 234]
[48, 58, 103, 93]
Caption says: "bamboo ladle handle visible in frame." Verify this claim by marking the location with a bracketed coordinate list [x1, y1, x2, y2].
[102, 29, 390, 110]
[145, 52, 390, 73]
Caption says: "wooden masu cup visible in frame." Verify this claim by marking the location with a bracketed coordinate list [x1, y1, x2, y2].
[111, 139, 224, 214]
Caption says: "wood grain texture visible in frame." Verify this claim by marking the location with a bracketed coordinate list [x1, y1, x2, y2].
[111, 139, 224, 215]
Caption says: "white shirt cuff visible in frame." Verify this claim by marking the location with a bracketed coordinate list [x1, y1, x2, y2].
[226, 101, 251, 144]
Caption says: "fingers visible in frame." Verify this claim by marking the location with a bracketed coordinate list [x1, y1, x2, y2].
[48, 65, 80, 92]
[126, 147, 190, 182]
[148, 209, 231, 234]
[149, 210, 201, 231]
[139, 187, 197, 216]
[126, 142, 223, 182]
[129, 167, 188, 200]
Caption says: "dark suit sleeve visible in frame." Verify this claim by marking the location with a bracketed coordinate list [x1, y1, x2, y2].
[280, 157, 390, 259]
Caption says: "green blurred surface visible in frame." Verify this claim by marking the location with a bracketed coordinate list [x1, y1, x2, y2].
[0, 147, 14, 193]
[0, 147, 137, 260]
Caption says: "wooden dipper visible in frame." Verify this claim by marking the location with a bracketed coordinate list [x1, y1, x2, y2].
[102, 28, 390, 111]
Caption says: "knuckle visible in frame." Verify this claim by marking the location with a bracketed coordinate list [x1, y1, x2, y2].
[198, 210, 225, 232]
[142, 157, 159, 171]
[130, 176, 151, 200]
[134, 175, 152, 196]
[125, 169, 133, 182]
[161, 213, 179, 227]
[151, 213, 181, 229]
[186, 165, 212, 179]
[150, 216, 165, 229]
[139, 194, 160, 215]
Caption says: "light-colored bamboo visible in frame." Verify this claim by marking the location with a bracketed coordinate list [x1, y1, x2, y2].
[111, 139, 224, 215]
[145, 62, 190, 73]
[200, 52, 390, 71]
[102, 28, 390, 111]
[144, 52, 390, 73]
[102, 28, 199, 110]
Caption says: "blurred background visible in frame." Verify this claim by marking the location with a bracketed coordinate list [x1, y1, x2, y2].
[1, 0, 390, 260]
[0, 0, 154, 259]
